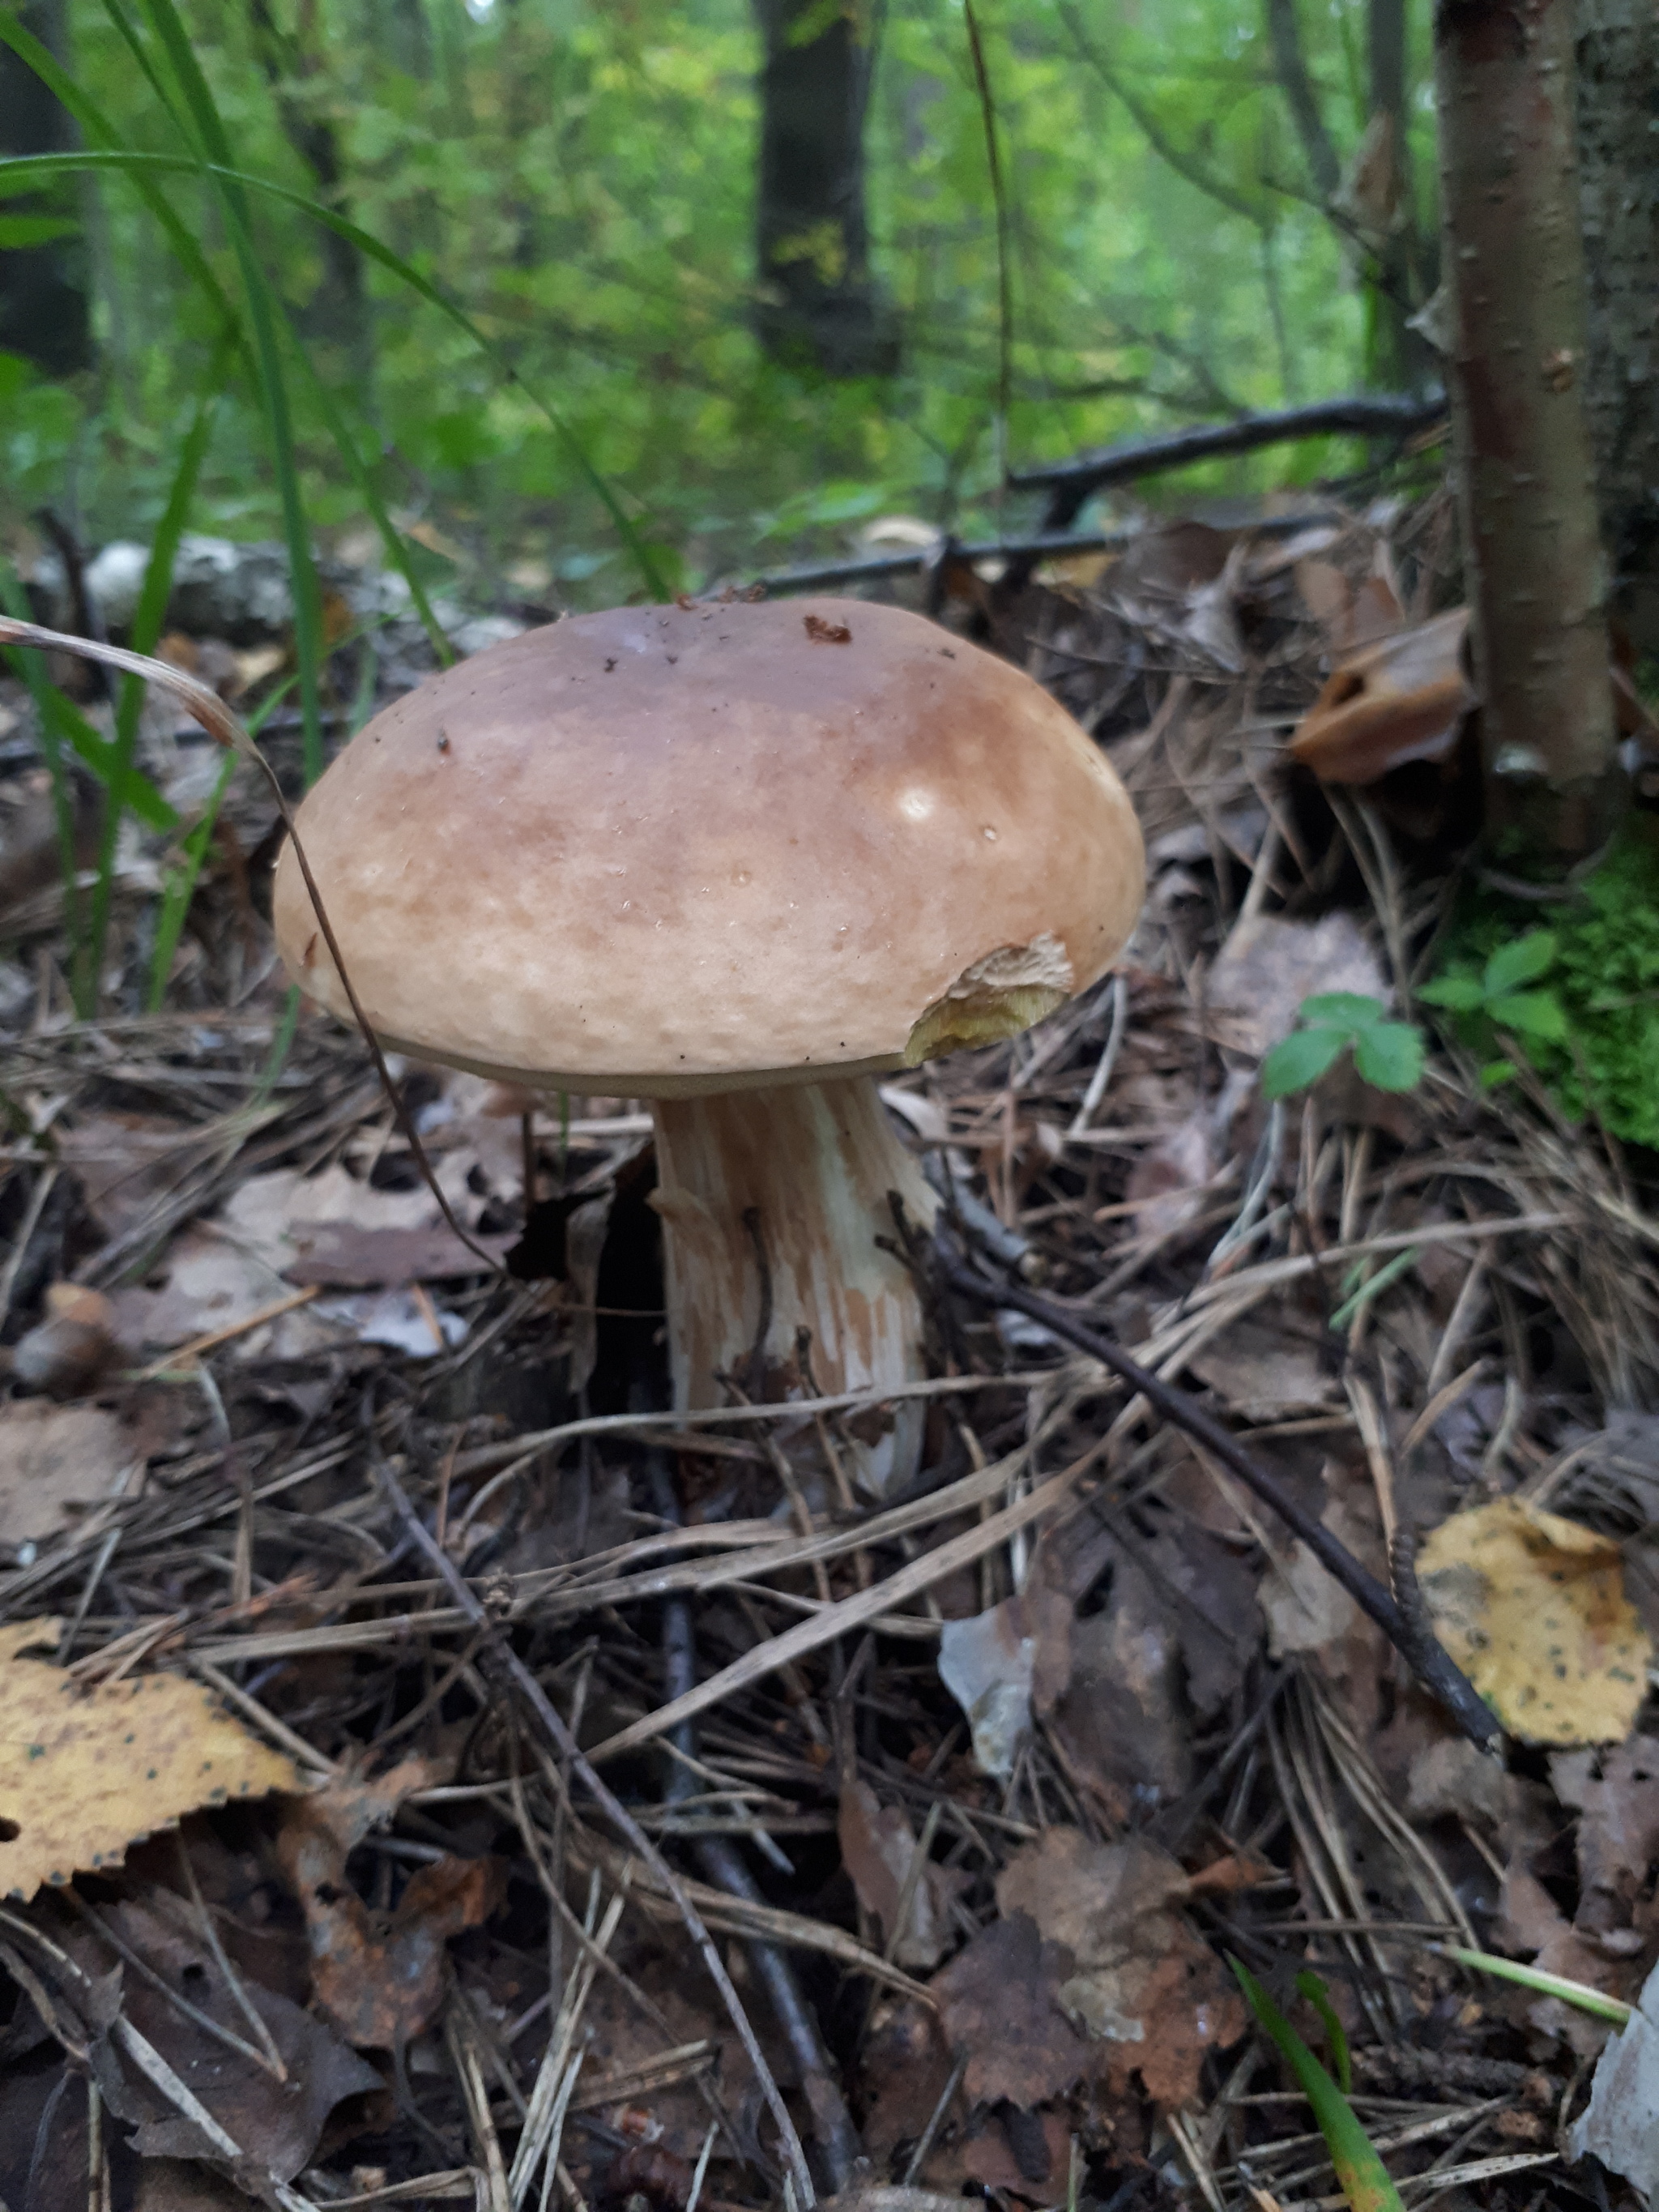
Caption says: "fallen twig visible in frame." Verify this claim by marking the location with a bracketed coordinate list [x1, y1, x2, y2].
[1010, 391, 1447, 527]
[376, 1459, 818, 2207]
[935, 1244, 1502, 1747]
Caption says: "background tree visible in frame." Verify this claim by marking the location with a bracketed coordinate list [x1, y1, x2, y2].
[1576, 0, 1659, 655]
[245, 0, 371, 389]
[1263, 0, 1434, 391]
[0, 0, 92, 376]
[752, 0, 898, 377]
[1435, 0, 1618, 872]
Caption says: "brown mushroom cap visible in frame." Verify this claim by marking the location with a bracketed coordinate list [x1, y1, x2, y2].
[271, 596, 1144, 1094]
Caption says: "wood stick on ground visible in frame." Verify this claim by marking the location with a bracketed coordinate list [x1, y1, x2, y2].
[936, 1245, 1501, 1747]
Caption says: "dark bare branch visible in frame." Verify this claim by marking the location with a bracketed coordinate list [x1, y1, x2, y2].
[1265, 0, 1341, 203]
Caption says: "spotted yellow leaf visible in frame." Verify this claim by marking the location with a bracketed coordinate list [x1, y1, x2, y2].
[1418, 1499, 1651, 1745]
[0, 1619, 303, 1899]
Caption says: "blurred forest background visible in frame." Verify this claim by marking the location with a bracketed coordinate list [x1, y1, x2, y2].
[0, 0, 1439, 603]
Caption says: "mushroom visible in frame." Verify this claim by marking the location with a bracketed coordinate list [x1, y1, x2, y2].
[271, 598, 1144, 1492]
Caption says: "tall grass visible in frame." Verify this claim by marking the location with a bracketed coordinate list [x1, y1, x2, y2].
[0, 0, 660, 1015]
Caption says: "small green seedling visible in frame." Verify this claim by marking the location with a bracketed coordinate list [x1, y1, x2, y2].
[1261, 994, 1426, 1100]
[1418, 930, 1567, 1087]
[1231, 1958, 1406, 2212]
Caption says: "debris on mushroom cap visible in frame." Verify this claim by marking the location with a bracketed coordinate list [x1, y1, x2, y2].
[271, 597, 1145, 1094]
[1290, 607, 1474, 784]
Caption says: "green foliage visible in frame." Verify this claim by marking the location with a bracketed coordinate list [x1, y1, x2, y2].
[0, 0, 1415, 595]
[0, 352, 83, 509]
[1262, 993, 1427, 1100]
[1425, 841, 1659, 1145]
[1418, 929, 1567, 1087]
[1231, 1960, 1407, 2212]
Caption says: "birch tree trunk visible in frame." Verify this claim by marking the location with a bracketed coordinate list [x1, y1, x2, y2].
[1576, 0, 1659, 652]
[1434, 0, 1621, 873]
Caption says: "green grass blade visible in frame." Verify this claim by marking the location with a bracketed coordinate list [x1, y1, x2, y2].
[1436, 1945, 1633, 2025]
[108, 0, 328, 784]
[0, 143, 669, 602]
[38, 693, 175, 831]
[144, 609, 397, 1011]
[292, 350, 454, 664]
[253, 986, 303, 1107]
[1328, 1245, 1421, 1332]
[93, 341, 228, 1006]
[1231, 1958, 1407, 2212]
[146, 750, 234, 1011]
[0, 140, 448, 658]
[1294, 1968, 1354, 2095]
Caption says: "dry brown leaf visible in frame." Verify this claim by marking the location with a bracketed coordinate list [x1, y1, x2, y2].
[858, 1996, 955, 2167]
[1567, 1958, 1659, 2194]
[0, 1400, 132, 1546]
[1295, 558, 1403, 655]
[69, 1888, 382, 2180]
[1579, 1736, 1659, 1906]
[7, 1283, 122, 1398]
[1418, 1498, 1652, 1744]
[1289, 609, 1473, 784]
[930, 1911, 1091, 2108]
[57, 1111, 222, 1245]
[1141, 1521, 1262, 1719]
[1208, 909, 1388, 1060]
[959, 2108, 1072, 2195]
[1048, 1558, 1191, 1818]
[1497, 1859, 1627, 2057]
[275, 1759, 501, 2046]
[994, 1826, 1246, 2107]
[838, 1781, 966, 1968]
[1189, 1317, 1341, 1424]
[0, 1621, 302, 1900]
[936, 1572, 1073, 1780]
[279, 1219, 515, 1287]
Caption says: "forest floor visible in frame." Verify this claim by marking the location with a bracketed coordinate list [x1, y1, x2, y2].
[2, 489, 1657, 2212]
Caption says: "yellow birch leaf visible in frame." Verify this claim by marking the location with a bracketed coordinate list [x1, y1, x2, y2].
[0, 1619, 303, 1900]
[1418, 1499, 1652, 1745]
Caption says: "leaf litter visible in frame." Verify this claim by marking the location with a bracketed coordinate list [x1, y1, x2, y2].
[0, 493, 1656, 2210]
[0, 1619, 301, 1899]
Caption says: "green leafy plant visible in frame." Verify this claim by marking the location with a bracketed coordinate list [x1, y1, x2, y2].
[1261, 994, 1426, 1100]
[1231, 1958, 1405, 2212]
[1418, 930, 1567, 1087]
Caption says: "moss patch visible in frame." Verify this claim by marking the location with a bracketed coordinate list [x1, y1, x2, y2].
[1431, 833, 1659, 1147]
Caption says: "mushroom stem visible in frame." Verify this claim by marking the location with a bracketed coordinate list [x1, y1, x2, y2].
[650, 1078, 937, 1498]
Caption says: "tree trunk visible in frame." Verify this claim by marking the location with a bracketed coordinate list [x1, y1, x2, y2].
[0, 0, 92, 377]
[752, 0, 898, 378]
[1434, 0, 1621, 873]
[1576, 0, 1659, 653]
[1366, 0, 1435, 390]
[1264, 0, 1341, 202]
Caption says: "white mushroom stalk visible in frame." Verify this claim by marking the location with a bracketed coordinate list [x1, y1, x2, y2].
[651, 1077, 936, 1497]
